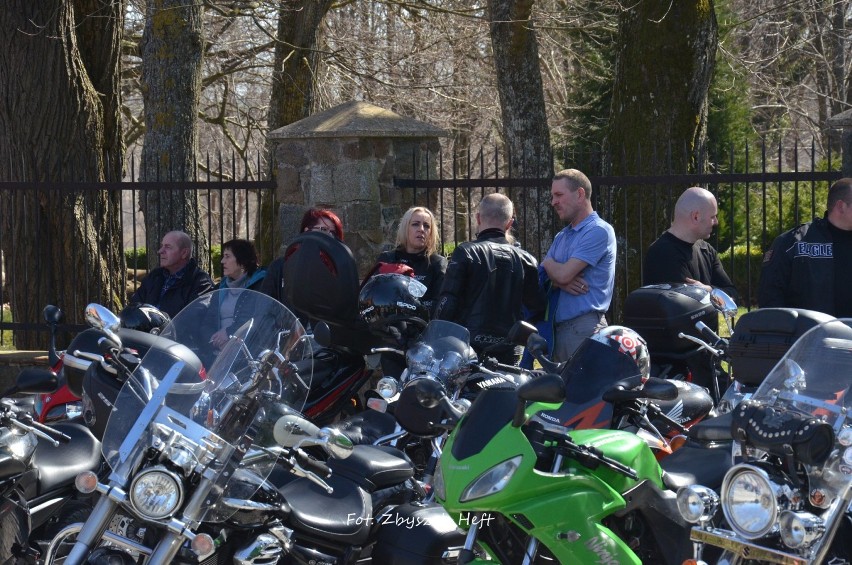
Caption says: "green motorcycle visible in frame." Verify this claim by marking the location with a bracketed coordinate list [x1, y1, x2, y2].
[426, 327, 729, 564]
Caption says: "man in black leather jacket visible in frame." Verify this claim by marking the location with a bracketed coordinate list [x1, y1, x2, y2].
[433, 193, 545, 364]
[758, 177, 852, 317]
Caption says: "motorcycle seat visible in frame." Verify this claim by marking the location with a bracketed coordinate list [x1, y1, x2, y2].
[687, 410, 733, 442]
[329, 444, 414, 491]
[337, 410, 399, 445]
[279, 473, 372, 545]
[31, 420, 101, 495]
[659, 442, 731, 491]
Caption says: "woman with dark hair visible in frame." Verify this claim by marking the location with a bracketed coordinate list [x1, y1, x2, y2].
[261, 207, 345, 305]
[209, 239, 267, 348]
[374, 206, 446, 314]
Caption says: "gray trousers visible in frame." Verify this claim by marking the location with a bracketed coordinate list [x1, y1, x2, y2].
[553, 312, 607, 363]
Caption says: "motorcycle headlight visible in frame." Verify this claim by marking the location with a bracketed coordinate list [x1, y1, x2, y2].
[129, 466, 184, 519]
[460, 456, 522, 502]
[721, 464, 787, 539]
[677, 485, 719, 523]
[779, 510, 825, 549]
[376, 377, 399, 399]
[433, 462, 446, 501]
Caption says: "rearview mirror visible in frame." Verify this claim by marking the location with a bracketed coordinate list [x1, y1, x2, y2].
[507, 320, 538, 347]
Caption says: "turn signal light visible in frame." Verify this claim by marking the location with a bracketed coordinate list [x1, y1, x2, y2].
[75, 471, 99, 494]
[191, 533, 215, 558]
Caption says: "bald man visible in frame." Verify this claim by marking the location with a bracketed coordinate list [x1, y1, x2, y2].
[642, 187, 738, 300]
[434, 193, 545, 364]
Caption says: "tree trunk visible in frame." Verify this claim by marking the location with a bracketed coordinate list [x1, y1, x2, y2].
[260, 0, 333, 261]
[140, 0, 209, 268]
[0, 0, 125, 349]
[487, 0, 554, 257]
[606, 0, 718, 316]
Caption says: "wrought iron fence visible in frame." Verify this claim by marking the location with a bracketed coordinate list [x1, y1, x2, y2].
[0, 151, 274, 344]
[394, 139, 844, 317]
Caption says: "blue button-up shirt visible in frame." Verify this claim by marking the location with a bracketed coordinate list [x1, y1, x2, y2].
[543, 212, 616, 323]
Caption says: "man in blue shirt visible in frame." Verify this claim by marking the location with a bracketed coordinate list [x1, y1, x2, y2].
[541, 169, 616, 362]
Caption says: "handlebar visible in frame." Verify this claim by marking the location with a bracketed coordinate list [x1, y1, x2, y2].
[695, 321, 727, 348]
[0, 404, 72, 446]
[676, 332, 724, 357]
[293, 447, 332, 479]
[557, 436, 638, 480]
[526, 421, 638, 480]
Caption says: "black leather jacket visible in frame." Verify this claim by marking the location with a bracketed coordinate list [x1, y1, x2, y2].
[433, 228, 545, 356]
[376, 247, 447, 313]
[758, 216, 836, 314]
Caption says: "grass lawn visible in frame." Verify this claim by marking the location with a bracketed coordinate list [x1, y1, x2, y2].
[0, 304, 14, 350]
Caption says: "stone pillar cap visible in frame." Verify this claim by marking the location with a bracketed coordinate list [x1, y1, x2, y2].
[269, 101, 447, 140]
[827, 108, 852, 128]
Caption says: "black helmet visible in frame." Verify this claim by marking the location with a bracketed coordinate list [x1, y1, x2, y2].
[358, 273, 429, 331]
[120, 303, 170, 335]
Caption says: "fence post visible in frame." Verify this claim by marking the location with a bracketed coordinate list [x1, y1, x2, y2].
[828, 109, 852, 178]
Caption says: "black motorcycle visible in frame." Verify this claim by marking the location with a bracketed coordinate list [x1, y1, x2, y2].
[0, 368, 102, 564]
[339, 319, 541, 485]
[44, 290, 464, 565]
[35, 302, 171, 426]
[679, 317, 852, 564]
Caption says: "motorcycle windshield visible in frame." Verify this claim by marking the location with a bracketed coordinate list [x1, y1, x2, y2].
[749, 318, 852, 494]
[532, 338, 639, 429]
[100, 289, 313, 523]
[405, 320, 475, 382]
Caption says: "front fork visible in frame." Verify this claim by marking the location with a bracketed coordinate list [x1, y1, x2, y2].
[62, 494, 119, 565]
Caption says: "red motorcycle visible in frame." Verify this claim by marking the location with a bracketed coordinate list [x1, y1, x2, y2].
[35, 303, 171, 424]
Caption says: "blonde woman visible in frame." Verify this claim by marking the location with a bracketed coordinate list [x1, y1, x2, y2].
[376, 206, 447, 314]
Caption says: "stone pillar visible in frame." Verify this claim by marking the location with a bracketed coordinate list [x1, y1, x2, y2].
[827, 109, 852, 178]
[268, 101, 445, 277]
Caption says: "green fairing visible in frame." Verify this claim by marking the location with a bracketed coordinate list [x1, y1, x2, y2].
[438, 402, 665, 563]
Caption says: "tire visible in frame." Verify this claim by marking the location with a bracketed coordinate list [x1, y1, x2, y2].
[0, 495, 31, 565]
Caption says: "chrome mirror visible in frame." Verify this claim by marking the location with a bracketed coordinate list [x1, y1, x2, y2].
[84, 303, 122, 347]
[319, 427, 354, 459]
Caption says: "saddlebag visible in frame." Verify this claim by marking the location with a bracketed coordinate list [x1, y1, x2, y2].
[731, 399, 835, 465]
[623, 284, 718, 357]
[728, 308, 835, 386]
[371, 502, 465, 564]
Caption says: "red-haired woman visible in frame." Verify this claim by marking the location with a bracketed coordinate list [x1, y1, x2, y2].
[261, 207, 344, 305]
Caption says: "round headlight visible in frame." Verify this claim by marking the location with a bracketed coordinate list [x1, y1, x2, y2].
[779, 510, 825, 549]
[722, 465, 779, 539]
[677, 485, 719, 523]
[376, 377, 399, 399]
[129, 466, 183, 519]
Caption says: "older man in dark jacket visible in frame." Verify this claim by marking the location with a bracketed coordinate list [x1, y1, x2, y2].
[433, 193, 545, 364]
[131, 230, 215, 318]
